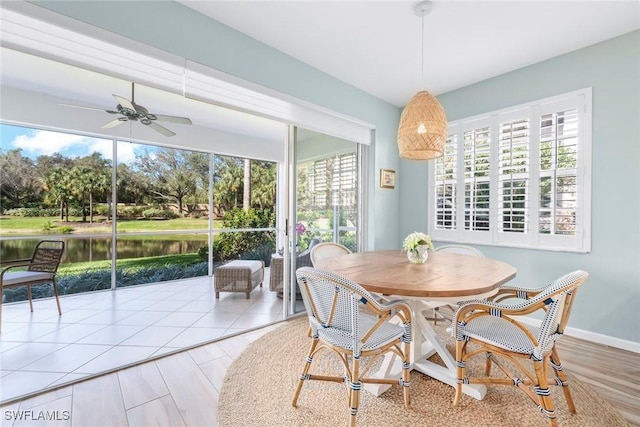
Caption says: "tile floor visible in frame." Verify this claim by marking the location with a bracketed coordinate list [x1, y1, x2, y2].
[0, 270, 300, 403]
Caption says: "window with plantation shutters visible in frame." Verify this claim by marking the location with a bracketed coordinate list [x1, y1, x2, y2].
[428, 88, 592, 252]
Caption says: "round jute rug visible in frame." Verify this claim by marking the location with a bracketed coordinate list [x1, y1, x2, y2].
[218, 317, 627, 427]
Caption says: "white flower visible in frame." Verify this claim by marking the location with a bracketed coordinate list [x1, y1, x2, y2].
[402, 232, 434, 252]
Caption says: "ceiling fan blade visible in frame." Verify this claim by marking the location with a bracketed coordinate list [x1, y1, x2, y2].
[146, 121, 175, 137]
[101, 118, 126, 129]
[150, 114, 192, 125]
[59, 103, 118, 114]
[113, 94, 135, 111]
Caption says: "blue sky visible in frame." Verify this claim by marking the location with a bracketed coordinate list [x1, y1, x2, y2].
[0, 124, 138, 163]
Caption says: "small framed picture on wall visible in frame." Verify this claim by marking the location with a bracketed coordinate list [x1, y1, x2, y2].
[380, 168, 396, 189]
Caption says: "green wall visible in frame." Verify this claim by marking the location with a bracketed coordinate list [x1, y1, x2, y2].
[400, 31, 640, 343]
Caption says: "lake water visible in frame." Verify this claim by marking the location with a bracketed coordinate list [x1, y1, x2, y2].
[0, 235, 208, 263]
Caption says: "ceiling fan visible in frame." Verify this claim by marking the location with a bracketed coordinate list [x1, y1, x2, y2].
[60, 82, 192, 137]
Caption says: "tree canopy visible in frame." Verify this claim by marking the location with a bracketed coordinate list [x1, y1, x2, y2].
[0, 146, 276, 220]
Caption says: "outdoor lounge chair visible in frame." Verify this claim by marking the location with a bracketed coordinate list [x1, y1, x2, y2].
[0, 240, 65, 332]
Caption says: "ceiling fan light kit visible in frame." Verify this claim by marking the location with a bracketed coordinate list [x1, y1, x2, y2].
[60, 82, 192, 137]
[397, 0, 447, 160]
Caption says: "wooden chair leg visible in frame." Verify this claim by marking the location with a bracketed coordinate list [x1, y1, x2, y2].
[348, 357, 361, 427]
[402, 347, 411, 409]
[292, 336, 319, 407]
[485, 351, 493, 376]
[533, 358, 558, 427]
[453, 340, 465, 406]
[27, 285, 34, 312]
[550, 347, 576, 413]
[53, 279, 62, 315]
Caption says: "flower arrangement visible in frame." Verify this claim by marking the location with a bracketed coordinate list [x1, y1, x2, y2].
[402, 231, 434, 252]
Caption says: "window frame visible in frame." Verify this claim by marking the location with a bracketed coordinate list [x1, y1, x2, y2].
[428, 88, 592, 253]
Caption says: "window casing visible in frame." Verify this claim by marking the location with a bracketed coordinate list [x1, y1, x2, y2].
[428, 89, 592, 252]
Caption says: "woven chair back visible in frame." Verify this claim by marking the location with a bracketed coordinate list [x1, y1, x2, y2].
[525, 270, 588, 356]
[296, 267, 373, 357]
[310, 243, 352, 267]
[28, 240, 65, 273]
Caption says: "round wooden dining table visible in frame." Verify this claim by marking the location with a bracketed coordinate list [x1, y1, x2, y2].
[314, 249, 517, 400]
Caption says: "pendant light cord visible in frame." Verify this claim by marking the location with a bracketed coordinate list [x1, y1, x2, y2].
[421, 13, 425, 90]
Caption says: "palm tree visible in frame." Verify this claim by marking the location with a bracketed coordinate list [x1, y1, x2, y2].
[43, 168, 73, 221]
[243, 158, 251, 211]
[71, 166, 92, 222]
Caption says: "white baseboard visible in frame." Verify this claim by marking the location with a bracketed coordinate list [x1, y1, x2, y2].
[517, 316, 640, 354]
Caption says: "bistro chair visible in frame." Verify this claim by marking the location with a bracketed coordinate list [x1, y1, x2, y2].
[0, 240, 65, 332]
[431, 244, 485, 324]
[452, 270, 588, 427]
[293, 267, 412, 427]
[435, 244, 485, 258]
[309, 242, 352, 267]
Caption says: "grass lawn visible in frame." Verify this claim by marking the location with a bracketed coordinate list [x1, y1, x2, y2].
[59, 253, 204, 275]
[0, 216, 222, 235]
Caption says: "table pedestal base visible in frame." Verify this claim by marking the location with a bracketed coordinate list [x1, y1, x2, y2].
[364, 298, 489, 400]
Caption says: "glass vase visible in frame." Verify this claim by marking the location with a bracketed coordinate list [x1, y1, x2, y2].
[407, 245, 429, 264]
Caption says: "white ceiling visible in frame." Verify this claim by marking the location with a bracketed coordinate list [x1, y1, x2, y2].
[181, 0, 640, 107]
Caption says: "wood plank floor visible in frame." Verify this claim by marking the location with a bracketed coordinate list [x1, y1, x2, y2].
[556, 335, 640, 426]
[1, 320, 638, 427]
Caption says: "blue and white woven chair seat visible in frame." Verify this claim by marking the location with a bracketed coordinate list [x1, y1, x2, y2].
[457, 315, 553, 356]
[313, 312, 408, 353]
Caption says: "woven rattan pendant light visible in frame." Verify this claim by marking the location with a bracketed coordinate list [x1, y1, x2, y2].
[397, 1, 447, 160]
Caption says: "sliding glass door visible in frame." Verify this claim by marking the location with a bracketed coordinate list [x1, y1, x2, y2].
[282, 126, 362, 315]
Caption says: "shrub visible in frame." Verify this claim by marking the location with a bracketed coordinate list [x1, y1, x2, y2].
[41, 220, 55, 232]
[339, 233, 357, 252]
[199, 208, 276, 264]
[5, 207, 56, 217]
[141, 208, 179, 219]
[3, 207, 85, 217]
[118, 205, 146, 217]
[198, 245, 209, 261]
[94, 204, 110, 216]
